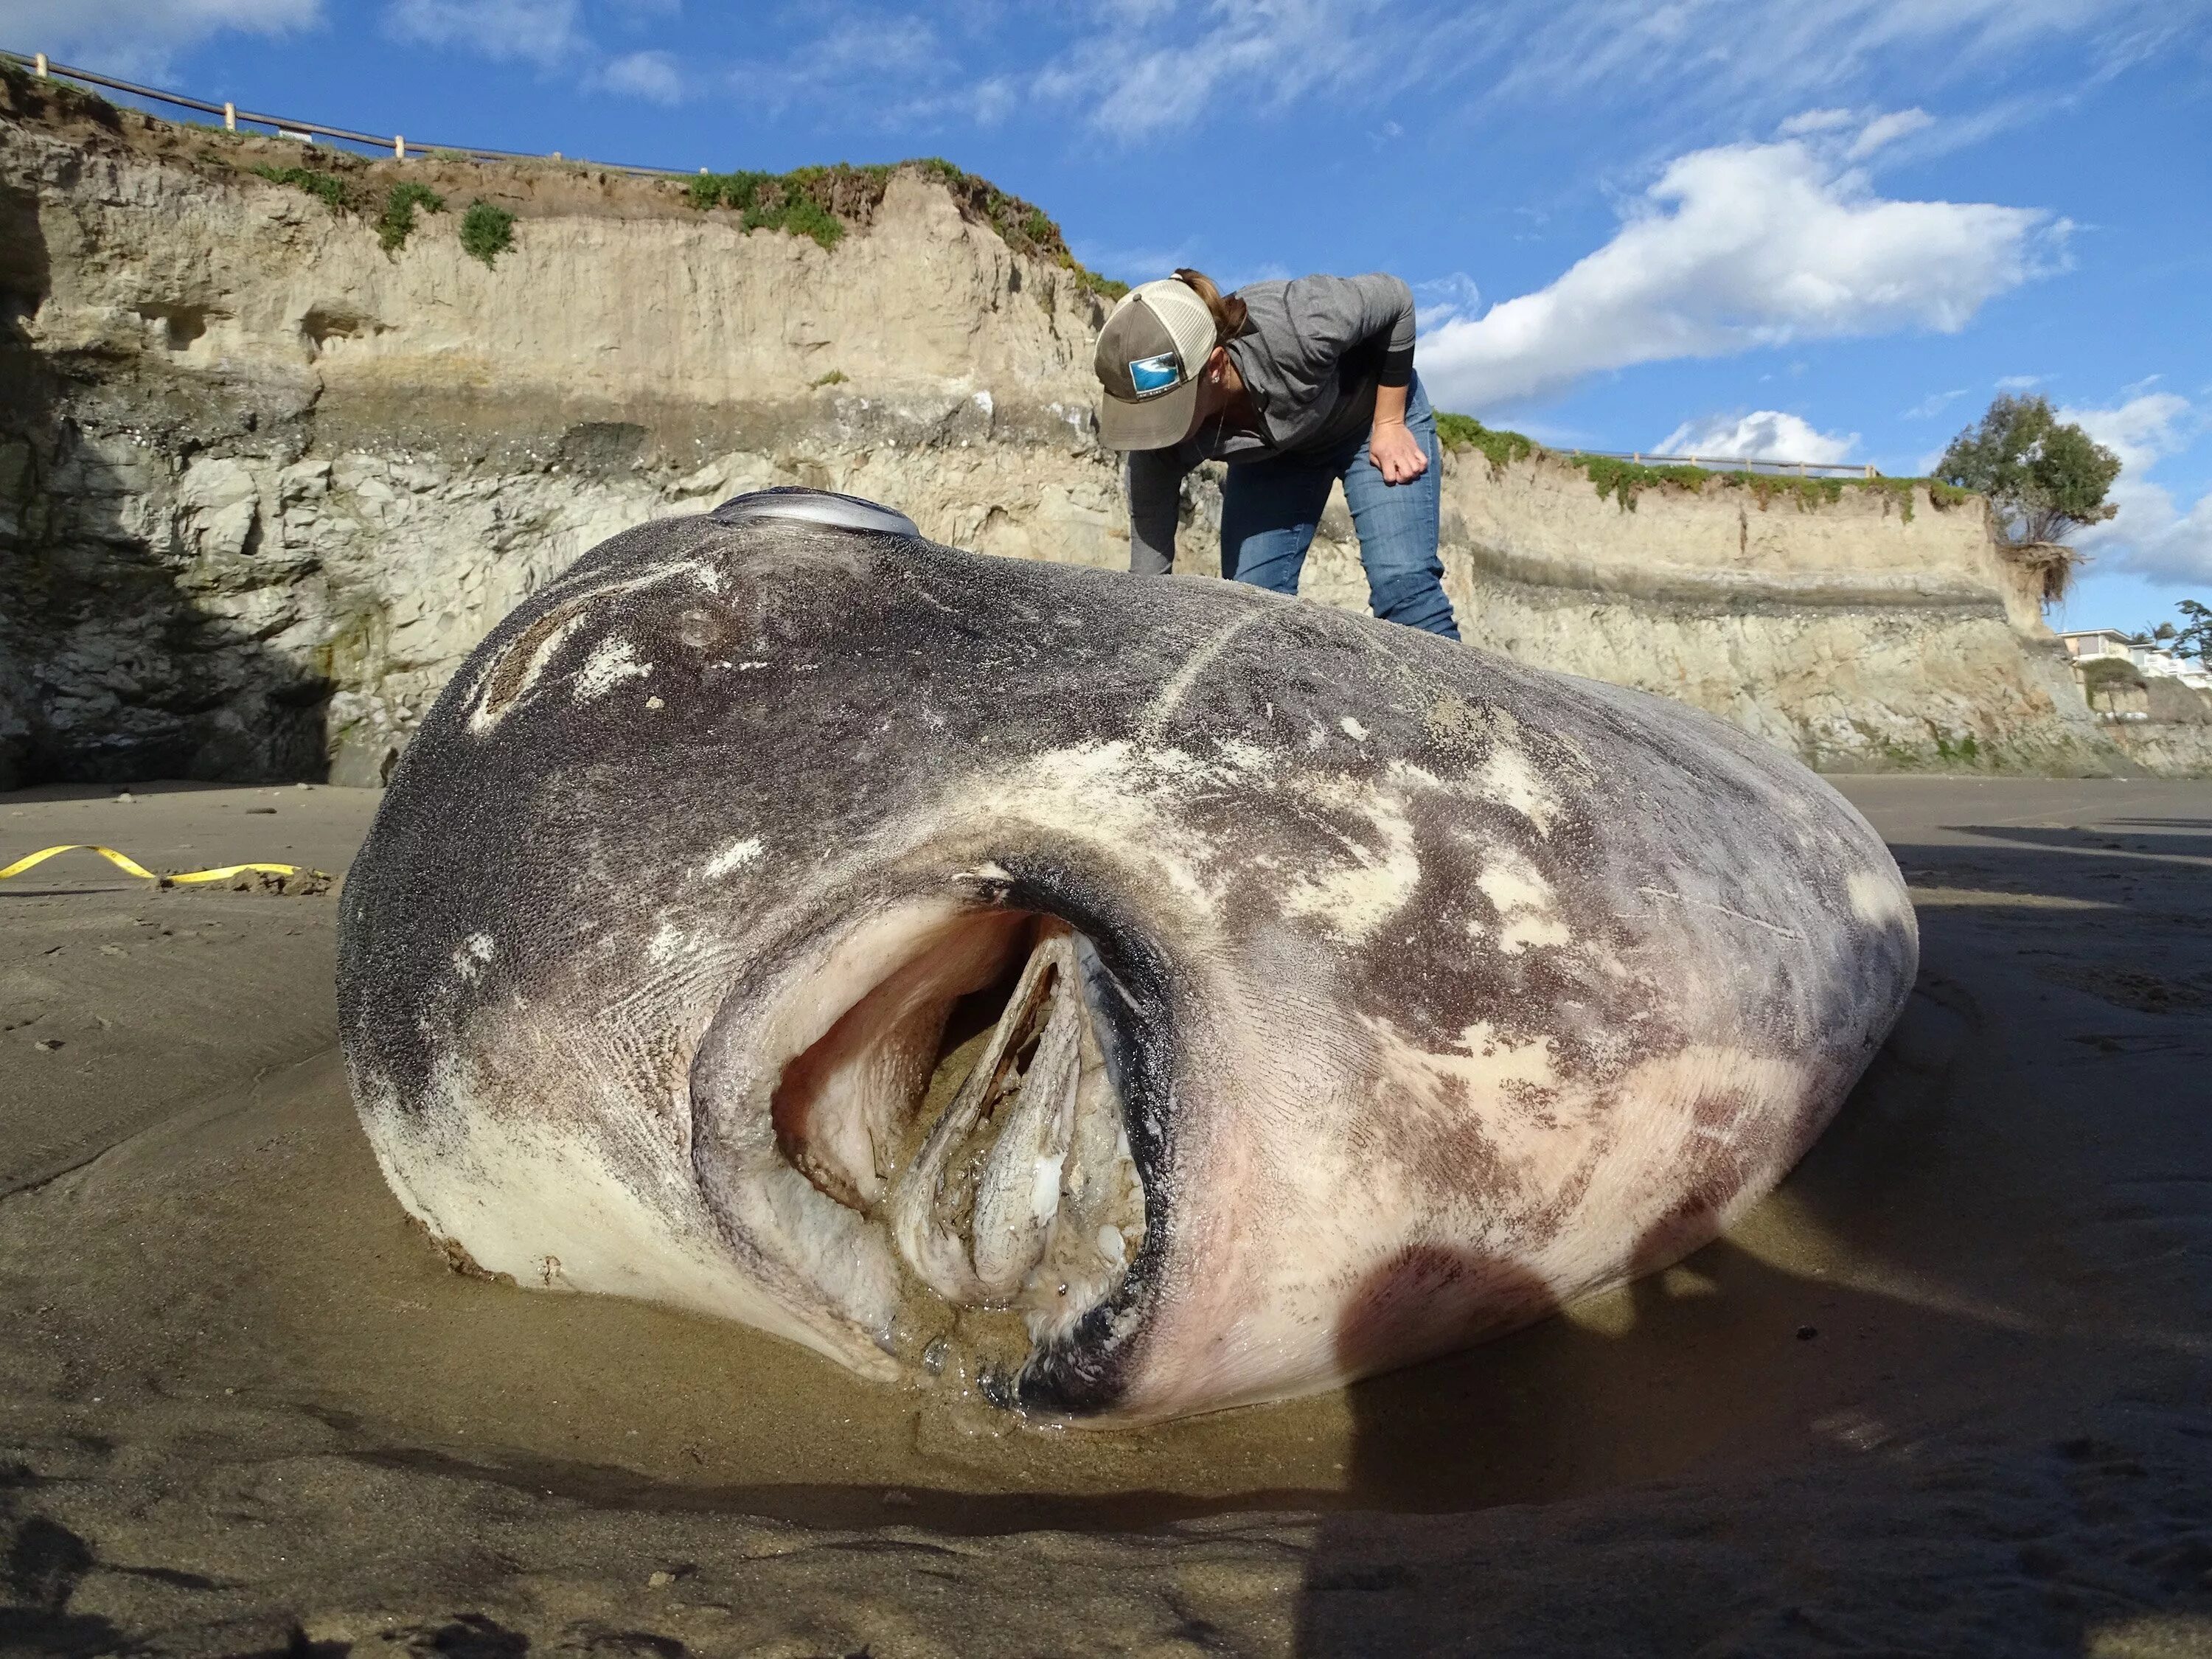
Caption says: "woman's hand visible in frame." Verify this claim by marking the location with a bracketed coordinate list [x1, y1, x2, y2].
[1368, 419, 1430, 486]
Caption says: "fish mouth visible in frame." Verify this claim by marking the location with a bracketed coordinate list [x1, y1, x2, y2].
[689, 881, 1164, 1416]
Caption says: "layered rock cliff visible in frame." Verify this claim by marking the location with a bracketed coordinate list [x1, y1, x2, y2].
[0, 67, 2154, 786]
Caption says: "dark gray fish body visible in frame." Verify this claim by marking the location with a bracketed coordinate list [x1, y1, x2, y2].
[338, 488, 1916, 1422]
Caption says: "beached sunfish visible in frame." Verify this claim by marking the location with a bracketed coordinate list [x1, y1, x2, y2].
[338, 487, 1918, 1425]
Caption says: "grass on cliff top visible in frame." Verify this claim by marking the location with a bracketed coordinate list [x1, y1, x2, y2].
[1435, 411, 1974, 519]
[1435, 412, 1536, 471]
[685, 158, 1128, 298]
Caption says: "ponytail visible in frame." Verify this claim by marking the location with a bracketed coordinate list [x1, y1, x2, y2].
[1174, 268, 1248, 347]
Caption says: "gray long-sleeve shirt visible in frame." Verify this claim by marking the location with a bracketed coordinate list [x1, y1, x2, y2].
[1125, 272, 1416, 576]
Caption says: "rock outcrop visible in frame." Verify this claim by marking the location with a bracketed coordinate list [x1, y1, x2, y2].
[0, 68, 2157, 786]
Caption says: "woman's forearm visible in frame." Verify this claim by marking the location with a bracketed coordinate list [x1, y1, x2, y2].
[1126, 450, 1183, 575]
[1366, 380, 1429, 485]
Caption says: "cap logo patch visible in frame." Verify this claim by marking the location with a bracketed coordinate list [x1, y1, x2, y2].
[1127, 352, 1182, 396]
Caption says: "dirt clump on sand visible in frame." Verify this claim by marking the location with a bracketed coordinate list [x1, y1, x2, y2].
[2, 777, 2211, 1654]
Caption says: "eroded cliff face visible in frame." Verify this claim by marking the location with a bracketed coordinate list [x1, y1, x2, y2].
[0, 72, 2140, 786]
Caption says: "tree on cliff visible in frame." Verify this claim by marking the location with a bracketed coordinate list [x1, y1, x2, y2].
[1936, 394, 2121, 602]
[2174, 598, 2212, 663]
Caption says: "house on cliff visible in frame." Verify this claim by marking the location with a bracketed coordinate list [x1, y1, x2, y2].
[2058, 630, 2212, 692]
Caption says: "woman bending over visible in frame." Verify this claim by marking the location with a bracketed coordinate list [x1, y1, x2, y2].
[1093, 268, 1458, 640]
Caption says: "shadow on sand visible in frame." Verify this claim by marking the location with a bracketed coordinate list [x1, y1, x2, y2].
[1293, 814, 2212, 1655]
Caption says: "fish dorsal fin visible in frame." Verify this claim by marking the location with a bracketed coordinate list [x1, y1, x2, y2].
[709, 487, 918, 538]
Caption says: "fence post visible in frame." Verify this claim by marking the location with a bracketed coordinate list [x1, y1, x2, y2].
[34, 53, 48, 77]
[223, 101, 235, 132]
[395, 134, 406, 159]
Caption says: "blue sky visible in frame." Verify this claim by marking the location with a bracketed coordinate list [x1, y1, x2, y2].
[16, 0, 2211, 631]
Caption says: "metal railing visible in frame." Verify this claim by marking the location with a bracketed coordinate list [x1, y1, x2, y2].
[1566, 449, 1883, 479]
[1, 46, 692, 175]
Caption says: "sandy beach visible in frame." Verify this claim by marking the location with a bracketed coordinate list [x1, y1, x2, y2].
[3, 774, 2209, 1656]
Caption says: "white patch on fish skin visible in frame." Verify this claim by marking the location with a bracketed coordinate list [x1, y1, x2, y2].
[646, 920, 686, 964]
[451, 932, 497, 982]
[1475, 853, 1571, 954]
[1635, 884, 1806, 942]
[1390, 1018, 1561, 1098]
[1137, 610, 1272, 740]
[1340, 717, 1368, 741]
[358, 1079, 898, 1383]
[1211, 738, 1276, 773]
[701, 837, 764, 878]
[1479, 743, 1560, 834]
[956, 741, 1227, 915]
[573, 636, 653, 701]
[1848, 868, 1913, 928]
[1281, 792, 1422, 945]
[468, 560, 722, 735]
[467, 613, 585, 735]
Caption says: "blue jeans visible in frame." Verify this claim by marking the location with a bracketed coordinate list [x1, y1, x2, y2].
[1221, 375, 1458, 639]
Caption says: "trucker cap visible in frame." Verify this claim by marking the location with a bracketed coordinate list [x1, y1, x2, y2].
[1093, 277, 1222, 451]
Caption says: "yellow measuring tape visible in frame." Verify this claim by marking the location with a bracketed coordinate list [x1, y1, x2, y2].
[0, 844, 310, 885]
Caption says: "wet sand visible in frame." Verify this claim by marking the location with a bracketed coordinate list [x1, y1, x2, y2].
[3, 775, 2210, 1655]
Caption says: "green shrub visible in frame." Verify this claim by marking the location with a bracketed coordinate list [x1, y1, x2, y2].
[685, 158, 1128, 295]
[688, 167, 851, 249]
[254, 164, 352, 214]
[809, 369, 849, 389]
[689, 168, 772, 212]
[1435, 412, 1535, 472]
[1731, 471, 1846, 511]
[459, 201, 515, 268]
[1074, 267, 1130, 301]
[377, 181, 445, 252]
[1576, 455, 1712, 508]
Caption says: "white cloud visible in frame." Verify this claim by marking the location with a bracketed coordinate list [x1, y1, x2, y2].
[1413, 272, 1483, 330]
[1846, 107, 1935, 158]
[613, 1, 2205, 150]
[10, 0, 321, 79]
[385, 0, 582, 70]
[725, 13, 989, 125]
[1484, 0, 2191, 119]
[1903, 388, 1969, 420]
[1994, 373, 2044, 390]
[1034, 0, 1391, 141]
[1017, 0, 2197, 142]
[1657, 411, 1859, 464]
[2058, 392, 2211, 583]
[595, 47, 684, 103]
[1417, 113, 2061, 411]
